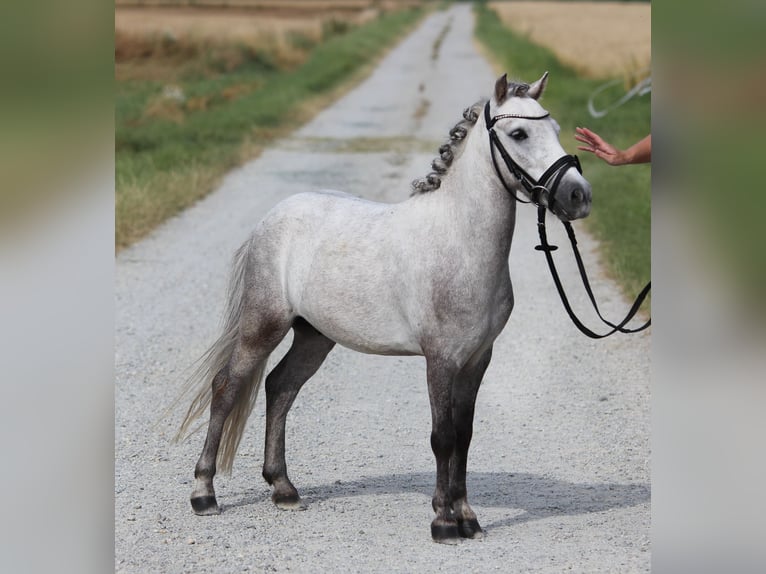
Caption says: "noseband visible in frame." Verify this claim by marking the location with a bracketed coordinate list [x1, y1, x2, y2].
[484, 101, 651, 338]
[484, 101, 582, 212]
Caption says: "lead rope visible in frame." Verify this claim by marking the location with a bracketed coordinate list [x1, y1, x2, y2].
[561, 219, 651, 334]
[536, 205, 651, 338]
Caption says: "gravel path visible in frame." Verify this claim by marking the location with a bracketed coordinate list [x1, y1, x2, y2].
[115, 5, 650, 572]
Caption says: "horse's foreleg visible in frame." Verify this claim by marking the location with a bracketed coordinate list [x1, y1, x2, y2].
[449, 346, 493, 539]
[426, 356, 460, 543]
[262, 319, 335, 510]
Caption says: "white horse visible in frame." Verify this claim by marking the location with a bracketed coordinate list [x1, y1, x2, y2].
[176, 72, 592, 543]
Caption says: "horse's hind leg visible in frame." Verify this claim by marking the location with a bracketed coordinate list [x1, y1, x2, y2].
[449, 346, 493, 539]
[262, 318, 335, 510]
[191, 321, 290, 515]
[191, 364, 238, 515]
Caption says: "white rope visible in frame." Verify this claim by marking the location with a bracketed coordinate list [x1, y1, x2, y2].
[587, 74, 651, 119]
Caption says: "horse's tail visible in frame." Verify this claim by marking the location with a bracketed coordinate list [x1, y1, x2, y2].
[173, 237, 264, 474]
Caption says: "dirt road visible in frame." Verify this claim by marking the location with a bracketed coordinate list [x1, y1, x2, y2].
[115, 4, 650, 571]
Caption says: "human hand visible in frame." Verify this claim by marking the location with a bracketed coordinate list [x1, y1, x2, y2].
[574, 127, 625, 165]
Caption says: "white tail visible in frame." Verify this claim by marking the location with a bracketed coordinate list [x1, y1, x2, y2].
[174, 238, 267, 474]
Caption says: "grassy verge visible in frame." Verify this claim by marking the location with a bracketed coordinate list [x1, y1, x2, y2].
[474, 3, 650, 304]
[116, 7, 424, 249]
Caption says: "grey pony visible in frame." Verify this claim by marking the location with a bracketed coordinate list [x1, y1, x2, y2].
[175, 72, 592, 543]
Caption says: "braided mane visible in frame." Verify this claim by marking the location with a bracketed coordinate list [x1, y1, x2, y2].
[411, 100, 485, 194]
[410, 81, 532, 195]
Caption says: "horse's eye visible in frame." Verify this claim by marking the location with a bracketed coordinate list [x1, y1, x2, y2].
[510, 129, 528, 141]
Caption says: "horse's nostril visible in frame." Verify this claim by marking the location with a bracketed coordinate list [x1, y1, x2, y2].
[571, 188, 584, 203]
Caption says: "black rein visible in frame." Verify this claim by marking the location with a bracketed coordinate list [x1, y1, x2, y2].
[484, 101, 651, 339]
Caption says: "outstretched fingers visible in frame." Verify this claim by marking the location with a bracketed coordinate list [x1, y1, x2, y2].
[575, 127, 622, 165]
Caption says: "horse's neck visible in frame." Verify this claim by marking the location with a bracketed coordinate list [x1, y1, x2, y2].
[438, 129, 517, 255]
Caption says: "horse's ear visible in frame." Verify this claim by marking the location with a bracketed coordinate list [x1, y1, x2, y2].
[494, 73, 508, 104]
[528, 71, 549, 100]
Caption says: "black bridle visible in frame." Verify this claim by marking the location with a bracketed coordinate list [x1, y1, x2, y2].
[485, 101, 582, 212]
[484, 101, 651, 339]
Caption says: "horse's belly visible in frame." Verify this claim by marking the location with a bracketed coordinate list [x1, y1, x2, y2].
[291, 277, 421, 354]
[296, 300, 423, 356]
[330, 330, 422, 357]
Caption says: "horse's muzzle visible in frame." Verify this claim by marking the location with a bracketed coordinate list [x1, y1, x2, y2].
[554, 177, 592, 221]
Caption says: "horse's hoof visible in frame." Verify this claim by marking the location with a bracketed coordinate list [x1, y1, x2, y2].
[272, 492, 307, 511]
[458, 518, 485, 539]
[191, 496, 220, 516]
[431, 521, 461, 544]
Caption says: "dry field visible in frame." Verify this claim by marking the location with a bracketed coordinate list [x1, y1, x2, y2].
[489, 1, 651, 78]
[114, 0, 423, 16]
[115, 2, 425, 77]
[114, 6, 377, 50]
[116, 5, 384, 80]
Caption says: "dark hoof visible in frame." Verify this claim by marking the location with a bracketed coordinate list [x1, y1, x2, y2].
[458, 518, 484, 539]
[431, 521, 460, 544]
[272, 492, 306, 511]
[191, 496, 220, 516]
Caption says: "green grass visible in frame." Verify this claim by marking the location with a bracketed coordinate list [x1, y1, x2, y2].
[116, 7, 423, 248]
[474, 2, 651, 304]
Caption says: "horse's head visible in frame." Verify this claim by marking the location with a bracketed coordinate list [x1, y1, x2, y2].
[486, 72, 592, 221]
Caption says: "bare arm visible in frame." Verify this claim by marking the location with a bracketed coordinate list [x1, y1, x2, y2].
[575, 127, 651, 166]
